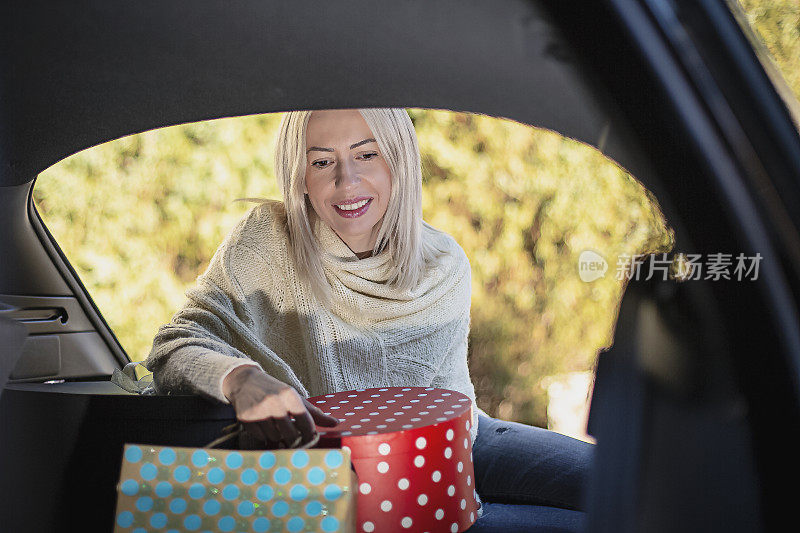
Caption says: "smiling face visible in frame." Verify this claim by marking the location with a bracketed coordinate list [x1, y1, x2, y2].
[304, 109, 392, 254]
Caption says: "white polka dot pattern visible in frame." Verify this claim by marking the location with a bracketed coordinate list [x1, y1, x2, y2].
[314, 387, 472, 437]
[308, 387, 479, 533]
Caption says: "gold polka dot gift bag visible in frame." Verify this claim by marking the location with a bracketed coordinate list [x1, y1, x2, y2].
[113, 440, 356, 532]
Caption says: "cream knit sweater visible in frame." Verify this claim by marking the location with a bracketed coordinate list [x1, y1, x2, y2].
[145, 199, 485, 444]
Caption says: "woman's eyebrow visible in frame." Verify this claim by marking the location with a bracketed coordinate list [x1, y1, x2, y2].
[306, 138, 377, 154]
[349, 138, 376, 149]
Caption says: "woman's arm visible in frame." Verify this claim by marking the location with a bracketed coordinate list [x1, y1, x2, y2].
[145, 243, 271, 402]
[430, 314, 480, 445]
[144, 215, 339, 446]
[144, 210, 305, 403]
[144, 283, 262, 403]
[428, 238, 480, 444]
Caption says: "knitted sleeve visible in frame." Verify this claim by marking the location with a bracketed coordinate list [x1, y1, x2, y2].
[431, 314, 480, 445]
[429, 242, 480, 445]
[144, 207, 307, 403]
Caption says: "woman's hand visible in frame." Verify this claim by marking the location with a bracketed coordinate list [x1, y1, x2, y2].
[222, 365, 340, 448]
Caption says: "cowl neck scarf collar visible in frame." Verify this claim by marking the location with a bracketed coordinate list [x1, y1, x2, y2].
[312, 212, 394, 283]
[309, 212, 469, 326]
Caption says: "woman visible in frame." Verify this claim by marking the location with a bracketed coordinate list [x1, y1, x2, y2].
[145, 108, 592, 531]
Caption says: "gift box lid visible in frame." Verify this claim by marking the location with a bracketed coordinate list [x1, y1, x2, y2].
[313, 386, 472, 441]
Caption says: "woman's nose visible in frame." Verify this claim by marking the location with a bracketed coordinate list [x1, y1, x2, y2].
[335, 158, 361, 187]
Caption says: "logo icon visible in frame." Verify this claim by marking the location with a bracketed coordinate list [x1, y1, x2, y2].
[578, 250, 608, 282]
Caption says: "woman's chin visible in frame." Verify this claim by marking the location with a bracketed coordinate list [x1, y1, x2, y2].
[330, 220, 377, 245]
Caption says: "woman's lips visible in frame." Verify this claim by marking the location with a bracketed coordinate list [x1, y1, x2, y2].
[333, 198, 372, 218]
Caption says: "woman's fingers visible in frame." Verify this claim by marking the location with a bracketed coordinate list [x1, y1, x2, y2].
[262, 418, 283, 444]
[291, 408, 317, 444]
[273, 414, 301, 448]
[275, 388, 318, 446]
[229, 370, 340, 447]
[241, 419, 267, 444]
[303, 398, 340, 427]
[240, 420, 266, 443]
[242, 418, 280, 446]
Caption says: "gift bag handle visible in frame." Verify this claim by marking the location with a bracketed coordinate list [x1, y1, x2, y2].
[204, 422, 320, 450]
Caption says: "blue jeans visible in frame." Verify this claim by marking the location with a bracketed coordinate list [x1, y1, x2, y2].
[466, 414, 594, 532]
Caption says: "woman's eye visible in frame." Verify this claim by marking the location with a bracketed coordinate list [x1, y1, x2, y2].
[359, 152, 378, 160]
[311, 159, 332, 168]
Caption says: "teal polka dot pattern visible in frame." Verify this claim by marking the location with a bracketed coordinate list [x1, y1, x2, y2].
[124, 446, 142, 464]
[321, 516, 340, 532]
[222, 484, 240, 501]
[237, 500, 254, 516]
[240, 468, 258, 485]
[158, 448, 176, 466]
[324, 484, 343, 501]
[259, 452, 276, 469]
[325, 450, 343, 468]
[149, 512, 167, 528]
[188, 483, 205, 499]
[256, 485, 274, 502]
[203, 499, 221, 516]
[154, 481, 172, 498]
[116, 511, 133, 528]
[207, 467, 225, 484]
[290, 484, 309, 501]
[272, 467, 291, 485]
[287, 516, 304, 532]
[183, 515, 201, 531]
[307, 466, 325, 485]
[173, 465, 191, 483]
[271, 501, 289, 517]
[169, 498, 187, 514]
[139, 463, 157, 481]
[120, 479, 138, 496]
[306, 500, 323, 516]
[225, 452, 243, 469]
[291, 450, 309, 468]
[115, 443, 354, 532]
[217, 515, 235, 532]
[252, 517, 271, 532]
[191, 450, 209, 467]
[135, 497, 153, 512]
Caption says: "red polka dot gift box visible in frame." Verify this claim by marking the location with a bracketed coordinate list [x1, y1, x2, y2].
[113, 444, 356, 532]
[310, 387, 480, 533]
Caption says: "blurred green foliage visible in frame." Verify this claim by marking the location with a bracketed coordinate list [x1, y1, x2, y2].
[410, 110, 671, 423]
[34, 112, 670, 427]
[32, 0, 798, 427]
[739, 0, 800, 98]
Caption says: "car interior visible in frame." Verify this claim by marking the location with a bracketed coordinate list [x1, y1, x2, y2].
[2, 1, 799, 532]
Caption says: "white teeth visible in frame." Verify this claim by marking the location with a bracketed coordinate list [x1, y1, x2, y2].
[336, 199, 370, 210]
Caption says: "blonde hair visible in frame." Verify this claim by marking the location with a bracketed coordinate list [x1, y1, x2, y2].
[271, 108, 441, 310]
